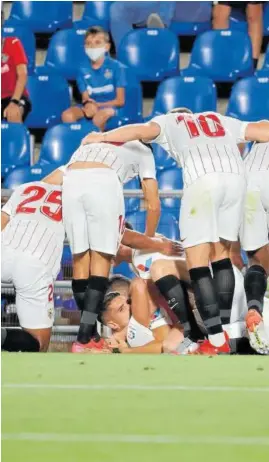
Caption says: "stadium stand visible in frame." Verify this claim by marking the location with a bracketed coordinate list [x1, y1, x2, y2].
[25, 74, 71, 129]
[181, 30, 253, 82]
[43, 29, 89, 80]
[126, 210, 180, 240]
[152, 144, 177, 171]
[117, 28, 180, 81]
[3, 164, 56, 189]
[226, 76, 269, 121]
[6, 0, 73, 33]
[123, 177, 141, 213]
[170, 1, 212, 35]
[264, 2, 269, 36]
[256, 44, 269, 77]
[157, 167, 183, 211]
[152, 76, 217, 115]
[1, 122, 31, 178]
[38, 122, 97, 166]
[80, 0, 112, 31]
[2, 24, 35, 74]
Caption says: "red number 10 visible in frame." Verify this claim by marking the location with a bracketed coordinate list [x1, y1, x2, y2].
[177, 113, 226, 139]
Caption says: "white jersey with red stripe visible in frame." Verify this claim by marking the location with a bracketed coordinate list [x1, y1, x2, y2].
[150, 111, 248, 187]
[64, 140, 156, 184]
[2, 182, 64, 279]
[244, 142, 269, 173]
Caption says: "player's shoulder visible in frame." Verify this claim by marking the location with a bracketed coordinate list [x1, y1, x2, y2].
[104, 56, 123, 71]
[4, 36, 22, 49]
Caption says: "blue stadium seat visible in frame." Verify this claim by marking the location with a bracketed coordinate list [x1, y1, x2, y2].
[256, 44, 269, 77]
[152, 76, 217, 115]
[44, 29, 89, 80]
[182, 30, 253, 82]
[157, 167, 183, 211]
[170, 1, 212, 36]
[3, 164, 56, 189]
[226, 76, 269, 121]
[61, 245, 72, 266]
[2, 25, 35, 74]
[7, 1, 72, 33]
[105, 66, 143, 129]
[229, 8, 247, 32]
[39, 123, 97, 166]
[264, 2, 269, 35]
[25, 74, 70, 129]
[152, 144, 177, 171]
[118, 29, 179, 82]
[126, 210, 179, 240]
[1, 123, 31, 177]
[113, 264, 136, 280]
[124, 177, 140, 214]
[81, 1, 112, 31]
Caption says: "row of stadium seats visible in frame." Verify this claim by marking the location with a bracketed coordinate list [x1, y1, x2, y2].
[2, 72, 268, 133]
[5, 1, 269, 35]
[3, 25, 269, 81]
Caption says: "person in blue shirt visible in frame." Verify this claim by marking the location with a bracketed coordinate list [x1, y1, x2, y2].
[62, 26, 126, 131]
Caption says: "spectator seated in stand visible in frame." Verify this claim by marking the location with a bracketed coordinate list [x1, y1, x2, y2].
[1, 10, 31, 123]
[61, 26, 126, 132]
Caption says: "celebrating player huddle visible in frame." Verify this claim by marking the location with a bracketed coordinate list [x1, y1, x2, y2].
[2, 108, 269, 355]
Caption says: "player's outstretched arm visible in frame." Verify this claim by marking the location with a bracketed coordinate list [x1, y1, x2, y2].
[122, 229, 183, 256]
[245, 120, 269, 142]
[142, 178, 161, 237]
[82, 122, 161, 145]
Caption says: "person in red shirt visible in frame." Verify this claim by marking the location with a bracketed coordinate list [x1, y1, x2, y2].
[1, 12, 31, 122]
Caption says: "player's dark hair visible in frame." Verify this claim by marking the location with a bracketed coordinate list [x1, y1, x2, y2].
[85, 26, 110, 43]
[168, 107, 193, 115]
[124, 221, 133, 231]
[98, 291, 121, 323]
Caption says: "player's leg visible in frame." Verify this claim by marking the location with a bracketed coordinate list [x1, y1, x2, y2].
[72, 251, 90, 311]
[180, 176, 229, 353]
[246, 2, 263, 68]
[212, 2, 232, 29]
[61, 106, 88, 123]
[92, 108, 115, 132]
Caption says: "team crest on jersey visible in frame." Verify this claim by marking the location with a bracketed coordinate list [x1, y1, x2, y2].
[137, 257, 152, 273]
[1, 53, 9, 63]
[104, 68, 112, 79]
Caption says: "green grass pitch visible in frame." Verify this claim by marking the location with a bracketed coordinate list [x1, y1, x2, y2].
[2, 354, 269, 462]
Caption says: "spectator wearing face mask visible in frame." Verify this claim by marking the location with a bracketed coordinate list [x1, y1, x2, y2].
[62, 26, 126, 131]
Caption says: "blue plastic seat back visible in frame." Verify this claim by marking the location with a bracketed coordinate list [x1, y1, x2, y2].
[118, 28, 179, 81]
[227, 77, 269, 121]
[112, 265, 135, 280]
[3, 164, 56, 189]
[2, 25, 35, 74]
[39, 123, 97, 166]
[153, 76, 217, 114]
[25, 74, 70, 129]
[82, 1, 113, 30]
[256, 44, 269, 77]
[170, 1, 212, 35]
[123, 177, 140, 214]
[7, 1, 72, 33]
[126, 210, 179, 241]
[157, 167, 183, 211]
[45, 29, 89, 80]
[1, 123, 31, 176]
[182, 30, 253, 82]
[264, 2, 269, 35]
[152, 143, 177, 171]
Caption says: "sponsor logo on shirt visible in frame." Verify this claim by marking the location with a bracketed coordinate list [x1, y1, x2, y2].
[86, 84, 114, 95]
[104, 68, 112, 79]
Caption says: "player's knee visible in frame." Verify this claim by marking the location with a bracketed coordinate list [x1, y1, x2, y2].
[61, 109, 77, 123]
[150, 260, 163, 281]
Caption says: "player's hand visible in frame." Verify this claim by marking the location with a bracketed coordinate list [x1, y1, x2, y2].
[3, 102, 21, 121]
[82, 131, 104, 145]
[159, 237, 185, 257]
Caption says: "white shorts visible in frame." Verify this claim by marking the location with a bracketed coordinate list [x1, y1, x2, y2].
[1, 246, 54, 329]
[62, 168, 125, 255]
[240, 170, 269, 251]
[131, 248, 185, 280]
[180, 172, 246, 248]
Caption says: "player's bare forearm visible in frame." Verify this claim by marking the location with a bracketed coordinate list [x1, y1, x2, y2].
[1, 212, 10, 231]
[245, 121, 269, 142]
[114, 244, 132, 265]
[122, 229, 162, 251]
[13, 64, 27, 100]
[145, 209, 160, 237]
[82, 122, 160, 145]
[120, 340, 163, 354]
[142, 179, 161, 237]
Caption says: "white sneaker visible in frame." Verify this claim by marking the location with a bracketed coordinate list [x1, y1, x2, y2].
[171, 337, 199, 355]
[246, 310, 269, 355]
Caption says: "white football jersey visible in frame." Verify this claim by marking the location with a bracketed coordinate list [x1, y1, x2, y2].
[244, 142, 269, 172]
[150, 111, 249, 186]
[2, 182, 65, 278]
[65, 141, 156, 184]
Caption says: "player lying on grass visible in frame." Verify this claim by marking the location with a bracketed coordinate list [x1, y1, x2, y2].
[1, 168, 65, 352]
[82, 111, 269, 356]
[240, 141, 269, 354]
[61, 139, 162, 353]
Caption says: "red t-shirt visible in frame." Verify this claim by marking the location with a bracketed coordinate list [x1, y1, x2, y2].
[1, 37, 29, 99]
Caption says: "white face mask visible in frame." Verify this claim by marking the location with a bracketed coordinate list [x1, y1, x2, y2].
[85, 47, 106, 62]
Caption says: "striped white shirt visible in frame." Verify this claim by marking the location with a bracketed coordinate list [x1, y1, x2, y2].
[65, 141, 156, 184]
[244, 142, 269, 172]
[2, 182, 65, 279]
[150, 112, 248, 187]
